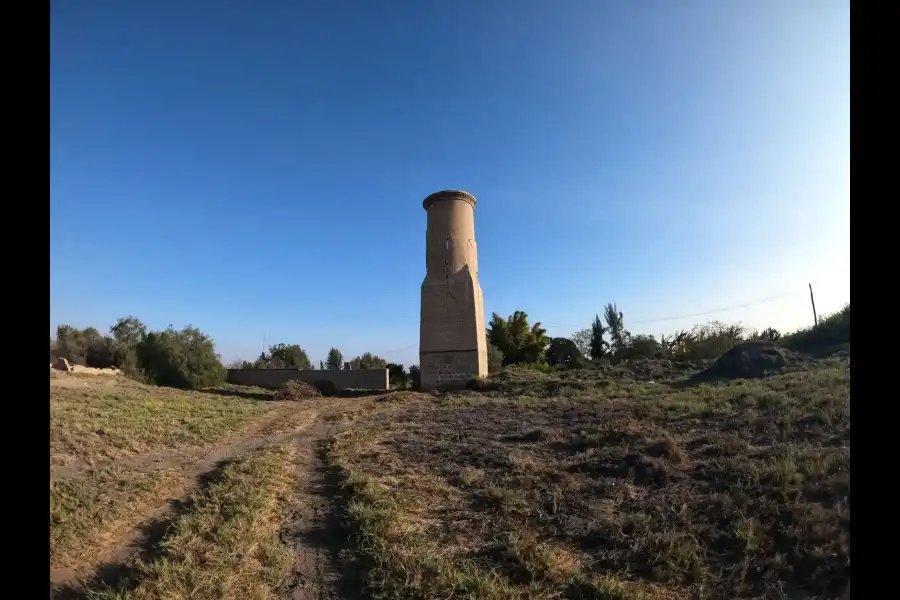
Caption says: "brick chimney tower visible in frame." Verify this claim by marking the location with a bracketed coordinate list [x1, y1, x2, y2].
[419, 190, 488, 390]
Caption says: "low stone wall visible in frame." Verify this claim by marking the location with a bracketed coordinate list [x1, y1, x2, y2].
[226, 368, 390, 392]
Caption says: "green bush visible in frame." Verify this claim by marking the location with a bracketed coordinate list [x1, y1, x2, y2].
[505, 362, 554, 374]
[386, 363, 409, 388]
[546, 337, 586, 368]
[487, 311, 549, 365]
[487, 342, 504, 374]
[135, 326, 225, 389]
[782, 304, 850, 353]
[408, 365, 421, 390]
[661, 322, 747, 360]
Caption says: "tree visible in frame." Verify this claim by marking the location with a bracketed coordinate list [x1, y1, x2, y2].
[326, 347, 344, 370]
[755, 327, 782, 343]
[386, 363, 408, 388]
[252, 352, 268, 368]
[349, 352, 387, 370]
[603, 303, 629, 357]
[85, 335, 117, 368]
[135, 325, 225, 389]
[55, 325, 88, 364]
[487, 340, 504, 374]
[110, 316, 146, 372]
[54, 325, 116, 367]
[546, 337, 585, 368]
[408, 365, 421, 390]
[263, 343, 313, 369]
[110, 316, 146, 348]
[487, 311, 550, 365]
[627, 334, 661, 359]
[589, 315, 608, 361]
[570, 328, 592, 359]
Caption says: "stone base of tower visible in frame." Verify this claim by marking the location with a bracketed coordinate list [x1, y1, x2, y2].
[419, 349, 487, 391]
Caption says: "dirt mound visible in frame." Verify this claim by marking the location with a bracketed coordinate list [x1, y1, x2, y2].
[274, 380, 322, 401]
[701, 340, 798, 380]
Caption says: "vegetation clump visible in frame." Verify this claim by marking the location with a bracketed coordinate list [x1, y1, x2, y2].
[699, 339, 799, 380]
[273, 380, 322, 401]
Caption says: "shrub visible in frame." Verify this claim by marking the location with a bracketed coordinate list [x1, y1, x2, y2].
[135, 326, 225, 389]
[487, 311, 549, 365]
[408, 365, 421, 390]
[85, 336, 117, 369]
[782, 304, 850, 353]
[274, 380, 322, 401]
[466, 377, 499, 392]
[753, 327, 783, 343]
[546, 337, 585, 368]
[661, 321, 747, 360]
[506, 362, 554, 374]
[386, 363, 409, 388]
[487, 342, 504, 374]
[312, 379, 338, 396]
[622, 334, 661, 360]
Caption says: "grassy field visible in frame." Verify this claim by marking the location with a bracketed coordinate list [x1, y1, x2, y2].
[330, 359, 850, 599]
[91, 446, 299, 600]
[50, 355, 850, 600]
[50, 374, 285, 568]
[50, 375, 273, 466]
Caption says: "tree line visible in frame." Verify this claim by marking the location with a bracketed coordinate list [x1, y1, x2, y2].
[51, 302, 848, 390]
[486, 301, 850, 371]
[50, 316, 225, 389]
[49, 316, 420, 390]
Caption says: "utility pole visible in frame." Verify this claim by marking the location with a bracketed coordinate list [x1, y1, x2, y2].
[808, 284, 818, 327]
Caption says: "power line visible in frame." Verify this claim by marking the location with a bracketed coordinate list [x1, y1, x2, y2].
[540, 290, 800, 334]
[629, 291, 797, 325]
[377, 290, 800, 354]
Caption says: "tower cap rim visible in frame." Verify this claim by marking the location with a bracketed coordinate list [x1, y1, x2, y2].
[423, 190, 476, 210]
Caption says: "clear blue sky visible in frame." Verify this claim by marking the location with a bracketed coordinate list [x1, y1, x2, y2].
[50, 1, 850, 367]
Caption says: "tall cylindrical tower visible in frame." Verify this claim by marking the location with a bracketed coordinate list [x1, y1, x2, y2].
[419, 190, 488, 390]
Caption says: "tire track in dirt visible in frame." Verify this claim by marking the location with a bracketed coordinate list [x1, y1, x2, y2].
[49, 404, 318, 595]
[281, 418, 362, 600]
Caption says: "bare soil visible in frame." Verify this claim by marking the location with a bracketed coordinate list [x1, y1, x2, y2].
[281, 420, 362, 600]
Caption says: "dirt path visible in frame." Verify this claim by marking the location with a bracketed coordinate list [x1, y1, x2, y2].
[281, 419, 360, 600]
[50, 397, 381, 600]
[49, 405, 319, 596]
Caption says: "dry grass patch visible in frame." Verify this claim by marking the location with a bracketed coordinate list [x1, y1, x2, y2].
[51, 465, 181, 564]
[332, 359, 850, 599]
[50, 378, 306, 573]
[51, 377, 273, 464]
[87, 446, 298, 600]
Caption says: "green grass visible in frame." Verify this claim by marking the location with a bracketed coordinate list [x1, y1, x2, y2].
[51, 377, 273, 464]
[329, 359, 850, 600]
[51, 465, 181, 562]
[50, 376, 282, 570]
[87, 446, 298, 600]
